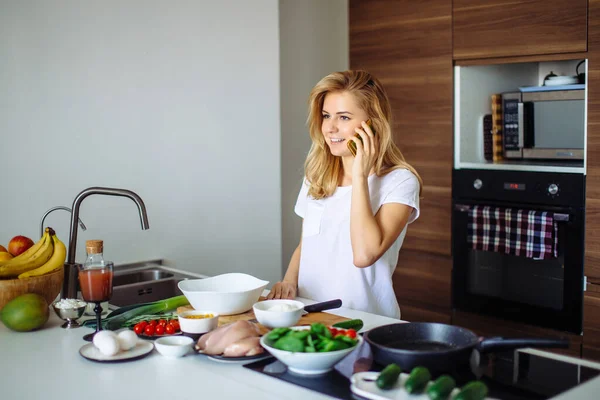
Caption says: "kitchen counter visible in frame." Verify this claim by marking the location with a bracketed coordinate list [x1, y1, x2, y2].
[2, 294, 600, 400]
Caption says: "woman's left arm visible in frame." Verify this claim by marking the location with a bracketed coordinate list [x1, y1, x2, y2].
[350, 177, 413, 268]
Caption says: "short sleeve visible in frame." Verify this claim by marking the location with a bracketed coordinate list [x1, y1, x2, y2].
[294, 178, 310, 218]
[382, 170, 420, 224]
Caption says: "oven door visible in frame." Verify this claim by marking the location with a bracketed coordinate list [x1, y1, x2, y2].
[451, 201, 584, 334]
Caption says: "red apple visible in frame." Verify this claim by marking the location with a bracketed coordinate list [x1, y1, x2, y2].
[8, 236, 34, 257]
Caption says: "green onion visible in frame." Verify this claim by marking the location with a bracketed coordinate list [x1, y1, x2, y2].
[82, 295, 189, 330]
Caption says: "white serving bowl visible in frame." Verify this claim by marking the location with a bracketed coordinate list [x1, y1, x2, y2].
[253, 299, 305, 328]
[177, 310, 219, 334]
[259, 326, 363, 375]
[154, 336, 194, 358]
[178, 273, 268, 315]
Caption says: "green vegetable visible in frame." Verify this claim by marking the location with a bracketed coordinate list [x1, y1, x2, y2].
[82, 295, 189, 330]
[266, 323, 358, 353]
[274, 336, 305, 352]
[426, 375, 456, 400]
[267, 327, 291, 341]
[454, 381, 488, 400]
[404, 366, 432, 394]
[375, 363, 402, 390]
[332, 319, 364, 331]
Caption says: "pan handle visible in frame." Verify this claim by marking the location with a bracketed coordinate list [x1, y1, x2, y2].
[477, 337, 570, 353]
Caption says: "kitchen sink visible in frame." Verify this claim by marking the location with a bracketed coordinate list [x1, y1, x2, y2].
[110, 261, 204, 308]
[112, 270, 174, 286]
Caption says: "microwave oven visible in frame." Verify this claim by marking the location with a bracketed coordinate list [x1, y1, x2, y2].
[502, 89, 585, 160]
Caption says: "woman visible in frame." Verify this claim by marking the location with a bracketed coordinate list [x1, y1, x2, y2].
[267, 70, 422, 319]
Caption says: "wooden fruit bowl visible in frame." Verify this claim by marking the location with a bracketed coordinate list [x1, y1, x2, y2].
[0, 267, 64, 311]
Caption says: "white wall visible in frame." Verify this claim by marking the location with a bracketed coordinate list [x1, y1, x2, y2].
[0, 0, 348, 286]
[0, 0, 282, 284]
[279, 0, 348, 271]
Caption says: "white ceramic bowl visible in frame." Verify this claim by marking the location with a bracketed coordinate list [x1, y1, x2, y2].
[177, 310, 219, 334]
[253, 299, 305, 328]
[178, 273, 269, 315]
[259, 326, 363, 375]
[154, 336, 194, 358]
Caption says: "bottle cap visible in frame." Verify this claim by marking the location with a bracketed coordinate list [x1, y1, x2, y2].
[86, 240, 103, 254]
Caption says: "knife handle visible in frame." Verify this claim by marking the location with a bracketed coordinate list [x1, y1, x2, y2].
[304, 299, 342, 313]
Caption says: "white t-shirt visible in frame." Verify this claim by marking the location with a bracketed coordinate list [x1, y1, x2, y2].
[294, 168, 420, 319]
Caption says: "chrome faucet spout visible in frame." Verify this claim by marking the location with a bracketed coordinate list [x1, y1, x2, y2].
[40, 206, 87, 238]
[61, 187, 150, 299]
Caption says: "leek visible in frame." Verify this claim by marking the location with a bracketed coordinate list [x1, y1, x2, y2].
[82, 295, 189, 330]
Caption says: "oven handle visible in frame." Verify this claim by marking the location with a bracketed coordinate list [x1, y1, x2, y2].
[454, 204, 570, 222]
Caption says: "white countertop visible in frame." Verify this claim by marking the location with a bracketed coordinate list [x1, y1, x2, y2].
[2, 290, 600, 399]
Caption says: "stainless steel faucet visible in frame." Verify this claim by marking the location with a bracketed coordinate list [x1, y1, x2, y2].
[40, 206, 87, 238]
[61, 187, 150, 299]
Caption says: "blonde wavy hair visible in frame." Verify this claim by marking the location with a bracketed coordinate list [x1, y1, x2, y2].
[305, 70, 423, 199]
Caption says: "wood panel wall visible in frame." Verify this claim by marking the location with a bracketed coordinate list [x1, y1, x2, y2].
[349, 0, 454, 321]
[587, 0, 600, 285]
[585, 0, 600, 361]
[453, 0, 588, 60]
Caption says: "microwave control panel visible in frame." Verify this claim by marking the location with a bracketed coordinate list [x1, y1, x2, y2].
[502, 92, 522, 158]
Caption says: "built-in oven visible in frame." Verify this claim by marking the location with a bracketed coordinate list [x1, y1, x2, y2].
[452, 169, 585, 334]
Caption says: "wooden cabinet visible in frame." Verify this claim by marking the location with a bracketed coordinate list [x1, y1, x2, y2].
[587, 0, 600, 285]
[454, 310, 583, 358]
[585, 2, 600, 362]
[349, 0, 454, 322]
[583, 288, 600, 360]
[349, 0, 453, 256]
[453, 0, 588, 60]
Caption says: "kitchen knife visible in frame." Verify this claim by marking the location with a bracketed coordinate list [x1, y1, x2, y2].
[302, 299, 342, 314]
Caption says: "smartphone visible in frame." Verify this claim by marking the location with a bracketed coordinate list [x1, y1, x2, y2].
[347, 119, 375, 157]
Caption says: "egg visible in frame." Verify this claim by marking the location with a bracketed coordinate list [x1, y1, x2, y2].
[117, 330, 138, 351]
[93, 330, 120, 356]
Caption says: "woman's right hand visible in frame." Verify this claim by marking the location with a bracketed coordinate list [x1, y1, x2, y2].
[266, 281, 297, 299]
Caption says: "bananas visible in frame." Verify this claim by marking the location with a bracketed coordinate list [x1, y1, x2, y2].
[0, 228, 55, 279]
[18, 233, 66, 279]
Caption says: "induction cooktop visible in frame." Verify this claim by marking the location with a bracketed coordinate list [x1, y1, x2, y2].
[244, 342, 600, 400]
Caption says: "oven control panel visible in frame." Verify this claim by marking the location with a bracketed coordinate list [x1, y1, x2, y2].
[455, 169, 584, 207]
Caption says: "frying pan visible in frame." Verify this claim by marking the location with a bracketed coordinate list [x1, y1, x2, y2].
[364, 323, 569, 377]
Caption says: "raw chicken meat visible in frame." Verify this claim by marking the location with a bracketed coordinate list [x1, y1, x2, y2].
[197, 320, 261, 355]
[222, 336, 263, 357]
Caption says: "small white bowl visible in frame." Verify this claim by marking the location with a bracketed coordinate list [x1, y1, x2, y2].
[177, 310, 219, 334]
[253, 299, 305, 328]
[154, 336, 194, 358]
[260, 326, 362, 375]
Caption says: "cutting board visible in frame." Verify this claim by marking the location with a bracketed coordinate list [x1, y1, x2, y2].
[177, 298, 350, 335]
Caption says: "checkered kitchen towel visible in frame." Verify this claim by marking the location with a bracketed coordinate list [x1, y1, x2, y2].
[467, 206, 558, 259]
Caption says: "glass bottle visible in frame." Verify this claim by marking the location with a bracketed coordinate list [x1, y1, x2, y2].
[83, 240, 110, 315]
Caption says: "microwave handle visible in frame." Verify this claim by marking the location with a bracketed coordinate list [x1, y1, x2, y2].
[517, 102, 524, 149]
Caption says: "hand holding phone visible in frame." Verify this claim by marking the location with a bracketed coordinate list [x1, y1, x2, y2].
[347, 119, 375, 157]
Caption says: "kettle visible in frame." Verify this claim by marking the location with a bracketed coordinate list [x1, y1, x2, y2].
[576, 60, 586, 84]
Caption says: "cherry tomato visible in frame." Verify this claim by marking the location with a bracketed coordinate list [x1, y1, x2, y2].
[165, 324, 175, 335]
[133, 323, 145, 335]
[155, 325, 165, 335]
[170, 320, 180, 331]
[138, 321, 148, 330]
[346, 329, 357, 339]
[144, 325, 155, 336]
[329, 328, 338, 336]
[158, 319, 167, 327]
[148, 319, 158, 327]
